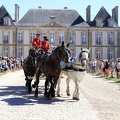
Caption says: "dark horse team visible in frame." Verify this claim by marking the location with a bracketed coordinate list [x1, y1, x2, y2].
[22, 33, 90, 100]
[22, 33, 70, 98]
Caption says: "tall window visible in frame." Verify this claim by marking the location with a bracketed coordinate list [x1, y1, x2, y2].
[50, 33, 55, 44]
[3, 47, 9, 57]
[17, 47, 23, 59]
[82, 32, 87, 44]
[59, 33, 64, 44]
[108, 49, 114, 60]
[41, 33, 46, 41]
[96, 49, 101, 59]
[18, 32, 23, 43]
[70, 34, 74, 44]
[108, 33, 114, 45]
[109, 21, 113, 27]
[30, 33, 35, 44]
[3, 32, 9, 43]
[96, 20, 101, 27]
[96, 33, 101, 45]
[4, 18, 10, 25]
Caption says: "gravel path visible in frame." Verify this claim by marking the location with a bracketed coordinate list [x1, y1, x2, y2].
[0, 70, 98, 120]
[0, 70, 120, 120]
[80, 74, 120, 120]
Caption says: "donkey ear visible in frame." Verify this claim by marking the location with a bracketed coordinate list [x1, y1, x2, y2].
[62, 41, 64, 46]
[66, 42, 70, 47]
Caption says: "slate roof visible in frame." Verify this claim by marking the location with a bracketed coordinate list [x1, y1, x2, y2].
[87, 6, 119, 27]
[0, 5, 15, 26]
[17, 9, 86, 27]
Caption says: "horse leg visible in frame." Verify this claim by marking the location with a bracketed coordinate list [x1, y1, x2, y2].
[34, 69, 41, 97]
[46, 77, 55, 98]
[73, 79, 80, 100]
[44, 78, 49, 97]
[50, 79, 55, 98]
[56, 76, 61, 97]
[66, 77, 71, 96]
[27, 79, 32, 93]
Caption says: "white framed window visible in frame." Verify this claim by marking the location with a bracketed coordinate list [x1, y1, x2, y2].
[96, 20, 101, 27]
[96, 33, 101, 45]
[108, 49, 114, 60]
[96, 49, 101, 60]
[59, 33, 64, 44]
[30, 33, 35, 44]
[109, 21, 113, 27]
[18, 32, 23, 43]
[3, 47, 9, 57]
[17, 47, 23, 59]
[41, 33, 46, 41]
[4, 18, 10, 25]
[108, 32, 114, 45]
[50, 33, 55, 44]
[3, 32, 9, 43]
[81, 32, 87, 44]
[70, 34, 74, 44]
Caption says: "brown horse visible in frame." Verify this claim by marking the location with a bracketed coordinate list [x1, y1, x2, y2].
[34, 41, 70, 98]
[22, 47, 43, 93]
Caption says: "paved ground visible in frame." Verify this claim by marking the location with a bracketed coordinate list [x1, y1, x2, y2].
[0, 70, 120, 120]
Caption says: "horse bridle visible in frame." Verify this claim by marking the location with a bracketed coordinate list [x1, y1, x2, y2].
[79, 50, 89, 62]
[30, 48, 44, 58]
[56, 46, 69, 62]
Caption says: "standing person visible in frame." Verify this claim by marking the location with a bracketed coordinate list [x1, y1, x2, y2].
[104, 60, 109, 77]
[116, 58, 120, 79]
[109, 59, 115, 78]
[41, 36, 50, 52]
[92, 59, 97, 73]
[32, 33, 42, 49]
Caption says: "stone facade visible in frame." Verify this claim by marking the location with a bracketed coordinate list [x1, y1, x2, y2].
[0, 4, 120, 61]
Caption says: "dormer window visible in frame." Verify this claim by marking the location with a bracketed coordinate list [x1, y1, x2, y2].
[108, 18, 114, 27]
[96, 20, 101, 27]
[3, 17, 10, 25]
[96, 18, 102, 27]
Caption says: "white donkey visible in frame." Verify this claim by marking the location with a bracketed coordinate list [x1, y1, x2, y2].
[57, 48, 90, 100]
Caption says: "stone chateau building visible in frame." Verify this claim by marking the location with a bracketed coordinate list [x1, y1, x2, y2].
[0, 4, 120, 60]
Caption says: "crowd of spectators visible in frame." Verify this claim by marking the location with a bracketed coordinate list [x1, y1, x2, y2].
[1, 55, 120, 79]
[0, 56, 23, 73]
[86, 58, 120, 79]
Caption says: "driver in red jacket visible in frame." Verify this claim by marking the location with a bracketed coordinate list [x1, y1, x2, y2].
[41, 36, 50, 52]
[32, 33, 42, 48]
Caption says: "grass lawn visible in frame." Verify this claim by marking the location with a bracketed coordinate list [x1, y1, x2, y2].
[90, 72, 120, 83]
[0, 69, 22, 77]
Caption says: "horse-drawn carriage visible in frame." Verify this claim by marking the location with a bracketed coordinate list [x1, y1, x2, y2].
[22, 41, 90, 100]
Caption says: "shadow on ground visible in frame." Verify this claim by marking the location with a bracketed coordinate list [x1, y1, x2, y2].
[0, 85, 75, 106]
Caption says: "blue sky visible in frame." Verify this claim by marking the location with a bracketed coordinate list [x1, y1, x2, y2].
[0, 0, 120, 24]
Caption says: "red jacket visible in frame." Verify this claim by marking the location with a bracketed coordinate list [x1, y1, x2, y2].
[32, 38, 42, 47]
[41, 41, 50, 52]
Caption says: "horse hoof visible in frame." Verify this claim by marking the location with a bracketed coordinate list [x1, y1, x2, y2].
[27, 90, 32, 94]
[67, 93, 70, 96]
[32, 84, 36, 88]
[73, 97, 79, 100]
[35, 94, 38, 97]
[57, 94, 61, 97]
[51, 94, 55, 98]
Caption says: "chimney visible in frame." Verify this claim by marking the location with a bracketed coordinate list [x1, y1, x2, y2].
[86, 5, 91, 22]
[15, 4, 20, 22]
[64, 7, 68, 9]
[112, 6, 118, 24]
